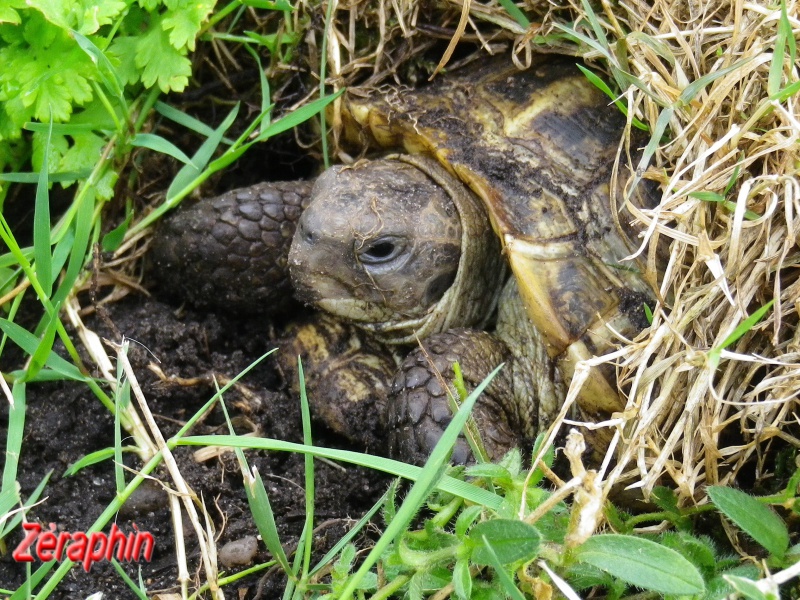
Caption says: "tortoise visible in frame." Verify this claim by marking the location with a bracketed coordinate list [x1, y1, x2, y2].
[150, 55, 657, 463]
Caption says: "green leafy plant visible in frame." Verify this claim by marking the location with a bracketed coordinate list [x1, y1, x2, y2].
[0, 0, 213, 186]
[0, 4, 343, 597]
[229, 413, 795, 600]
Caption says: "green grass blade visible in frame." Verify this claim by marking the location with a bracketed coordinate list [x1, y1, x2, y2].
[128, 104, 242, 235]
[52, 188, 95, 306]
[0, 319, 88, 382]
[309, 488, 390, 575]
[155, 101, 233, 141]
[718, 300, 774, 351]
[553, 22, 613, 61]
[496, 0, 530, 28]
[47, 230, 74, 303]
[625, 32, 676, 66]
[627, 106, 673, 200]
[1, 382, 26, 495]
[191, 108, 272, 175]
[177, 350, 276, 439]
[771, 78, 800, 102]
[0, 170, 93, 183]
[318, 0, 335, 168]
[110, 559, 149, 600]
[101, 211, 132, 253]
[689, 191, 761, 221]
[579, 0, 610, 53]
[194, 91, 341, 182]
[297, 358, 315, 580]
[678, 57, 754, 104]
[768, 0, 795, 97]
[8, 561, 56, 599]
[0, 485, 20, 533]
[24, 122, 104, 134]
[24, 302, 62, 382]
[34, 120, 54, 298]
[476, 535, 527, 600]
[138, 91, 342, 236]
[64, 447, 121, 476]
[643, 302, 654, 324]
[242, 0, 295, 9]
[166, 103, 240, 201]
[253, 88, 344, 143]
[724, 159, 742, 195]
[0, 470, 53, 539]
[114, 346, 132, 493]
[244, 465, 294, 574]
[242, 42, 272, 134]
[576, 65, 649, 131]
[0, 252, 33, 270]
[179, 434, 505, 511]
[131, 133, 197, 166]
[219, 381, 295, 578]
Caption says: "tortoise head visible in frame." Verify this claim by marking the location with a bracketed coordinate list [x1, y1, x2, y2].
[289, 156, 506, 343]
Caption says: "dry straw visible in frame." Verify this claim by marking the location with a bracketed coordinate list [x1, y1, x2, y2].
[316, 0, 800, 502]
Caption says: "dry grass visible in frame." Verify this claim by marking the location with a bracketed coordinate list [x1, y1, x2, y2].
[312, 0, 800, 502]
[587, 0, 800, 501]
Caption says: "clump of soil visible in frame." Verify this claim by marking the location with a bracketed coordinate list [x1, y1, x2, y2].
[1, 295, 390, 598]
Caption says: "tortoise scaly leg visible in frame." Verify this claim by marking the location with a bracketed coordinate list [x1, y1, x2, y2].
[278, 314, 400, 450]
[385, 329, 524, 464]
[385, 279, 566, 465]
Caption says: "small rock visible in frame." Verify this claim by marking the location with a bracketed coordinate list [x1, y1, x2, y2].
[120, 480, 167, 517]
[219, 536, 259, 568]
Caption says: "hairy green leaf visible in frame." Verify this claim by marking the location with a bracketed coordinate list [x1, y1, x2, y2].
[453, 558, 472, 600]
[708, 486, 789, 558]
[575, 534, 705, 595]
[469, 519, 541, 565]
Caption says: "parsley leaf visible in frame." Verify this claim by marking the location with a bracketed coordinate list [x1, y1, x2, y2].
[163, 0, 215, 51]
[135, 14, 192, 92]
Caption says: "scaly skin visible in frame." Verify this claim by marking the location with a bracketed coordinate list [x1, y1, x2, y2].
[150, 181, 312, 314]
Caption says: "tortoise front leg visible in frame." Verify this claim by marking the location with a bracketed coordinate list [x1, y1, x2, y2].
[149, 181, 313, 314]
[279, 320, 525, 462]
[384, 329, 527, 465]
[278, 314, 400, 451]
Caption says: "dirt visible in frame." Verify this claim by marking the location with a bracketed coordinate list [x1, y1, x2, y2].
[1, 294, 391, 598]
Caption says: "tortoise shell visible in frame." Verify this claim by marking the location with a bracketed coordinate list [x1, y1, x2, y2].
[340, 55, 655, 418]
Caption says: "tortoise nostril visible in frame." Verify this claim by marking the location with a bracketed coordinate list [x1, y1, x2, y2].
[299, 221, 314, 244]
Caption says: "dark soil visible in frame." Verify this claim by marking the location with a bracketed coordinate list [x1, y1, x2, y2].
[1, 294, 390, 598]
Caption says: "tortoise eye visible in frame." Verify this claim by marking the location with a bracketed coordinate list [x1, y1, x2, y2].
[357, 237, 405, 265]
